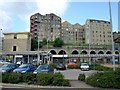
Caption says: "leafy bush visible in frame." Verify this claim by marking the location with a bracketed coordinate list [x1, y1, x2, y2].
[53, 72, 64, 78]
[78, 74, 85, 81]
[52, 77, 64, 86]
[86, 70, 120, 89]
[62, 79, 71, 86]
[8, 72, 21, 84]
[21, 73, 35, 83]
[36, 73, 53, 86]
[2, 72, 9, 83]
[90, 64, 112, 71]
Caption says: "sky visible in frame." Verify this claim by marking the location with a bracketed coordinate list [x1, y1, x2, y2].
[0, 0, 119, 33]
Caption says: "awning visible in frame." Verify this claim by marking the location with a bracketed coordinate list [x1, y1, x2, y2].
[52, 55, 68, 58]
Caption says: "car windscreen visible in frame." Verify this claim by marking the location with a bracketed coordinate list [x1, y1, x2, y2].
[19, 64, 28, 68]
[37, 65, 48, 70]
[1, 64, 13, 68]
[82, 63, 88, 66]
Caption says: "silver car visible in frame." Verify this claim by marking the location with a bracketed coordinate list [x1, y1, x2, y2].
[80, 63, 89, 71]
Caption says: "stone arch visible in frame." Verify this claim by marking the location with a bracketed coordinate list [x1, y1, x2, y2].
[50, 50, 57, 55]
[115, 51, 119, 54]
[90, 51, 96, 54]
[58, 50, 67, 55]
[98, 51, 104, 54]
[106, 51, 111, 54]
[80, 50, 88, 54]
[71, 50, 79, 54]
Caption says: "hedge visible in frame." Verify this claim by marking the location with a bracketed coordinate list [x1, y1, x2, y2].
[90, 64, 112, 71]
[36, 73, 53, 86]
[86, 69, 120, 89]
[8, 73, 21, 84]
[1, 72, 70, 86]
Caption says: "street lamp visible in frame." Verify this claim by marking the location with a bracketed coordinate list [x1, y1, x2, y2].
[109, 0, 115, 71]
[37, 26, 40, 65]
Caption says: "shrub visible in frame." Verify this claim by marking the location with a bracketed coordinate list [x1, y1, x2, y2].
[2, 72, 9, 83]
[53, 72, 64, 78]
[86, 71, 120, 89]
[52, 77, 64, 86]
[90, 64, 112, 71]
[36, 73, 53, 86]
[78, 74, 85, 81]
[8, 72, 21, 84]
[62, 79, 71, 86]
[21, 73, 35, 83]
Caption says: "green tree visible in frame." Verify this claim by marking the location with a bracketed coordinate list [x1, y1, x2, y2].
[31, 39, 42, 51]
[53, 38, 64, 47]
[42, 38, 47, 45]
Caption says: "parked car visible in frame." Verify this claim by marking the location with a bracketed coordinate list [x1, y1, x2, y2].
[0, 64, 18, 73]
[80, 63, 89, 71]
[67, 62, 77, 67]
[56, 63, 66, 70]
[13, 64, 36, 73]
[33, 64, 54, 74]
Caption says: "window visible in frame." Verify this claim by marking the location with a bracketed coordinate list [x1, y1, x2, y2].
[14, 34, 17, 39]
[13, 46, 16, 51]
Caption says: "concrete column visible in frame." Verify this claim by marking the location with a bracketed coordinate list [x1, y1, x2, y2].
[28, 55, 30, 63]
[14, 55, 16, 64]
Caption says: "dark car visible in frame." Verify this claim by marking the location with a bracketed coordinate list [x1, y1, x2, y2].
[56, 63, 66, 70]
[13, 64, 36, 73]
[33, 64, 54, 74]
[0, 64, 18, 73]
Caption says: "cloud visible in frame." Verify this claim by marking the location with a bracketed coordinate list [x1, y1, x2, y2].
[36, 0, 69, 16]
[0, 10, 13, 32]
[0, 0, 69, 32]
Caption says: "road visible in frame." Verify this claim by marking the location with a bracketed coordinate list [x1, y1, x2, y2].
[55, 69, 97, 80]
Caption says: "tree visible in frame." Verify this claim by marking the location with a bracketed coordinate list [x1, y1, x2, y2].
[53, 38, 64, 47]
[42, 38, 47, 45]
[31, 39, 42, 51]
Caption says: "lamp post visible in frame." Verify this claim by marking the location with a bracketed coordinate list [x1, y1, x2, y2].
[109, 0, 115, 71]
[37, 27, 40, 65]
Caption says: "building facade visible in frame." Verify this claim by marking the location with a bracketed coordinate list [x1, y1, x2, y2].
[3, 32, 31, 52]
[61, 21, 85, 43]
[30, 13, 61, 42]
[85, 19, 112, 45]
[0, 29, 3, 53]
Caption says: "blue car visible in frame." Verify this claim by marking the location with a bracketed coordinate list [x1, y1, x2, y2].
[0, 64, 18, 73]
[13, 64, 36, 73]
[33, 64, 54, 74]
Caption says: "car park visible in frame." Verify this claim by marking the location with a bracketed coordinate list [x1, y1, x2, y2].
[0, 64, 18, 73]
[33, 64, 54, 74]
[80, 63, 89, 71]
[13, 64, 36, 73]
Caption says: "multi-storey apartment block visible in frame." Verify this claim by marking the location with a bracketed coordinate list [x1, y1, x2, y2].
[3, 32, 31, 52]
[62, 21, 85, 43]
[30, 13, 112, 45]
[85, 19, 112, 45]
[30, 13, 61, 42]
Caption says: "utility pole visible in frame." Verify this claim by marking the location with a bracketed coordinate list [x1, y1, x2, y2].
[109, 0, 115, 71]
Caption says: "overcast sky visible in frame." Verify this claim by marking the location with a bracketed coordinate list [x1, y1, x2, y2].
[0, 0, 119, 33]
